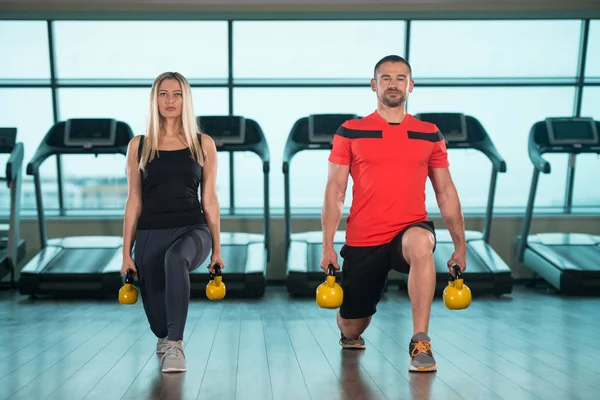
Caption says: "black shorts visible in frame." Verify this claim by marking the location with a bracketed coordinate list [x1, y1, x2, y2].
[339, 221, 436, 320]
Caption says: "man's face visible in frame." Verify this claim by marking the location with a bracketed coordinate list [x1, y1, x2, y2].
[371, 61, 414, 108]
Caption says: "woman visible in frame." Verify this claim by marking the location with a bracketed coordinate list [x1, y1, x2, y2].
[121, 72, 224, 373]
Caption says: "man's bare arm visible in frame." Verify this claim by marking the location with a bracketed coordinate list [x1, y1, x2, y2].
[322, 162, 350, 254]
[429, 167, 466, 268]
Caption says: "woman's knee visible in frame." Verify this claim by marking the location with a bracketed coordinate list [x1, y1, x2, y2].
[164, 229, 211, 272]
[164, 245, 191, 271]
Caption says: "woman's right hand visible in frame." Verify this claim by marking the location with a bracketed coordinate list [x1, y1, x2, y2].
[121, 256, 137, 276]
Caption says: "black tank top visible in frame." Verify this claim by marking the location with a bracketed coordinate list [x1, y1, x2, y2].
[136, 135, 207, 230]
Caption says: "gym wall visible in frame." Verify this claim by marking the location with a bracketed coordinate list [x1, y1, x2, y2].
[2, 0, 599, 283]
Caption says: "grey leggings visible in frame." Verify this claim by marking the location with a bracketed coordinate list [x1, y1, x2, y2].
[134, 224, 212, 341]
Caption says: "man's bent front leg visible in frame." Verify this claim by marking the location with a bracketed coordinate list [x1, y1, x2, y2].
[404, 228, 436, 335]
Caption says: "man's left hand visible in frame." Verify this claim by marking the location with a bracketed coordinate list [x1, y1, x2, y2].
[447, 249, 466, 277]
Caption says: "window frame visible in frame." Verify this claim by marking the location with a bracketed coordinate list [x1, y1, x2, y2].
[0, 18, 598, 218]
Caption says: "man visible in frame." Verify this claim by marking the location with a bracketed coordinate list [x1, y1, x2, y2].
[320, 55, 466, 373]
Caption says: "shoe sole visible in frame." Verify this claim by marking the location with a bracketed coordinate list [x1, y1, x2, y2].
[340, 342, 366, 349]
[408, 363, 437, 372]
[161, 367, 186, 373]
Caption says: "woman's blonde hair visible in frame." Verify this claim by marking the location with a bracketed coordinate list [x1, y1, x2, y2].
[139, 72, 204, 170]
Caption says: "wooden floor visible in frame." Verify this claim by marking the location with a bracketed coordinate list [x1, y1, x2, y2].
[1, 285, 599, 400]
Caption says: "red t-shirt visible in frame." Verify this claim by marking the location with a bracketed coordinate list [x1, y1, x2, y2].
[328, 111, 450, 247]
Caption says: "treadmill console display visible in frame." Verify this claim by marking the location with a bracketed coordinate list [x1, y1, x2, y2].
[415, 113, 468, 142]
[545, 117, 598, 145]
[64, 119, 117, 147]
[0, 128, 17, 148]
[308, 114, 357, 143]
[198, 116, 246, 145]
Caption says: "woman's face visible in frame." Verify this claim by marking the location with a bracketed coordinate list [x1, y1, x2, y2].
[157, 78, 183, 119]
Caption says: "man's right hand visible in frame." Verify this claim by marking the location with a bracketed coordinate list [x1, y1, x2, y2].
[121, 256, 137, 276]
[320, 247, 341, 273]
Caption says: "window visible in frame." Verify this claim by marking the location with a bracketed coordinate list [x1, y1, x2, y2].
[53, 21, 228, 81]
[0, 21, 50, 81]
[233, 88, 380, 211]
[235, 87, 577, 212]
[0, 89, 55, 210]
[572, 87, 600, 208]
[409, 20, 581, 80]
[407, 87, 576, 210]
[57, 88, 229, 210]
[581, 87, 600, 119]
[233, 21, 406, 82]
[585, 20, 600, 81]
[2, 18, 595, 217]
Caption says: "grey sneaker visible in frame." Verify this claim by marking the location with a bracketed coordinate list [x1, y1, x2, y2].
[156, 338, 168, 354]
[160, 342, 186, 373]
[339, 333, 366, 349]
[409, 332, 437, 372]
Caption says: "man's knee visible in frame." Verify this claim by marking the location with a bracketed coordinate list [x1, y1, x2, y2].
[338, 313, 371, 334]
[338, 314, 371, 325]
[402, 228, 435, 265]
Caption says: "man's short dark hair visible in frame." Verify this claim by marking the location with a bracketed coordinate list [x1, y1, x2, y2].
[374, 55, 412, 78]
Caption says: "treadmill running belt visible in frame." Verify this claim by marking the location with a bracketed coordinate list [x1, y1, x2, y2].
[549, 245, 600, 271]
[433, 243, 491, 274]
[430, 241, 512, 296]
[191, 244, 248, 275]
[308, 242, 345, 272]
[43, 248, 117, 274]
[189, 242, 266, 298]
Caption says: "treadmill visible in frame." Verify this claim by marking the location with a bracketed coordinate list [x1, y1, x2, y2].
[189, 115, 270, 298]
[409, 113, 513, 297]
[18, 118, 134, 298]
[516, 117, 600, 295]
[284, 114, 357, 295]
[0, 128, 26, 289]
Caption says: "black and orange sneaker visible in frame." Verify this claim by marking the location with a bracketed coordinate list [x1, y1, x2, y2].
[409, 332, 437, 372]
[339, 333, 366, 349]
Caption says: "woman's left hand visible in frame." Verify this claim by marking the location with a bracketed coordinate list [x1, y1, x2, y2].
[208, 252, 225, 273]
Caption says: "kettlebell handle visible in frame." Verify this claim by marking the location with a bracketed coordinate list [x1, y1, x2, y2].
[125, 268, 135, 284]
[449, 263, 462, 280]
[327, 263, 336, 276]
[209, 263, 222, 280]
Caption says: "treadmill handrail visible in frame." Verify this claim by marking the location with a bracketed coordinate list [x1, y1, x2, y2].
[27, 143, 128, 176]
[516, 119, 600, 261]
[527, 124, 552, 174]
[527, 120, 600, 174]
[446, 116, 507, 173]
[206, 118, 272, 263]
[26, 119, 133, 176]
[6, 142, 24, 188]
[446, 116, 507, 244]
[282, 116, 353, 173]
[282, 118, 336, 260]
[5, 141, 22, 286]
[215, 141, 271, 163]
[282, 138, 331, 174]
[471, 139, 507, 173]
[27, 120, 134, 250]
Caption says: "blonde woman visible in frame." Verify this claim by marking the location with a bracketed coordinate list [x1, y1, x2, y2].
[121, 72, 224, 373]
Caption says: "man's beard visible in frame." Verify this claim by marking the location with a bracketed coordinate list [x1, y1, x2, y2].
[380, 91, 406, 107]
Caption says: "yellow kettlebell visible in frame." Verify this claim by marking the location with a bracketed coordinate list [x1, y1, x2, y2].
[443, 263, 471, 310]
[119, 268, 138, 305]
[316, 264, 343, 309]
[206, 264, 226, 300]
